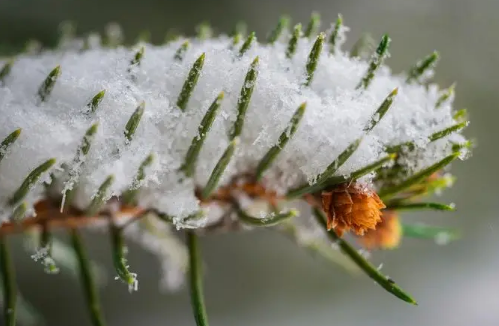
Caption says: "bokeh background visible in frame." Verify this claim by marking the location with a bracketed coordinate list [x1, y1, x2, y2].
[1, 0, 498, 325]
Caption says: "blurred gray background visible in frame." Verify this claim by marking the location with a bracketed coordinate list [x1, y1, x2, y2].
[1, 0, 498, 325]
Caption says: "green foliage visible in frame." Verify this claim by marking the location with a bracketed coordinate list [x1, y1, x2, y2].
[37, 66, 61, 103]
[182, 92, 224, 177]
[256, 103, 306, 180]
[313, 208, 417, 305]
[304, 33, 325, 86]
[177, 53, 205, 111]
[357, 34, 390, 90]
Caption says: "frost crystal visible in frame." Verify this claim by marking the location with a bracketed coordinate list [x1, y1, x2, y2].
[30, 246, 60, 274]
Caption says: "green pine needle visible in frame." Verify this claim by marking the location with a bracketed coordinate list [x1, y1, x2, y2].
[304, 32, 325, 86]
[286, 137, 363, 197]
[231, 21, 248, 38]
[255, 102, 306, 181]
[81, 123, 99, 156]
[182, 92, 224, 177]
[122, 153, 155, 205]
[304, 12, 320, 38]
[357, 34, 391, 90]
[428, 121, 468, 142]
[238, 32, 256, 57]
[363, 88, 398, 132]
[85, 175, 114, 217]
[386, 121, 468, 153]
[164, 30, 180, 43]
[0, 281, 43, 326]
[452, 140, 472, 152]
[10, 203, 27, 223]
[286, 24, 302, 59]
[406, 51, 440, 83]
[453, 108, 468, 123]
[177, 53, 205, 111]
[350, 33, 375, 59]
[8, 158, 56, 207]
[136, 30, 151, 44]
[201, 138, 238, 200]
[124, 102, 145, 143]
[187, 231, 209, 326]
[0, 59, 14, 84]
[328, 14, 343, 55]
[70, 229, 107, 326]
[435, 83, 455, 109]
[174, 41, 190, 61]
[402, 224, 460, 242]
[287, 153, 395, 199]
[110, 224, 137, 291]
[196, 22, 213, 40]
[37, 65, 61, 103]
[379, 152, 460, 200]
[232, 33, 242, 47]
[316, 138, 362, 185]
[229, 57, 259, 140]
[0, 128, 21, 164]
[267, 16, 290, 44]
[313, 208, 417, 305]
[387, 202, 455, 211]
[86, 90, 106, 114]
[0, 235, 17, 326]
[237, 207, 298, 227]
[128, 47, 144, 71]
[63, 123, 99, 212]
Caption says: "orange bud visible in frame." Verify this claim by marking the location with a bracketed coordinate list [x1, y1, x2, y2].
[321, 183, 385, 236]
[358, 210, 402, 250]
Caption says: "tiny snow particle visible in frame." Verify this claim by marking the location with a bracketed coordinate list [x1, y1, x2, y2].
[434, 232, 452, 245]
[31, 246, 60, 274]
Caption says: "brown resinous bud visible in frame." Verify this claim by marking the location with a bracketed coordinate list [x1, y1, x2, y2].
[321, 182, 385, 236]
